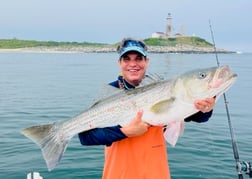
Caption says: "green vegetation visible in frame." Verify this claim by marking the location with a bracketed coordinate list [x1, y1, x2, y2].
[0, 38, 108, 49]
[0, 36, 213, 49]
[143, 38, 177, 46]
[143, 36, 213, 47]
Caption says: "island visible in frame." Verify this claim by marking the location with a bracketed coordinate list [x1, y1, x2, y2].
[0, 37, 235, 54]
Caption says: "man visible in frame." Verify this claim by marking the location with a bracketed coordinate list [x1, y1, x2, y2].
[79, 38, 215, 179]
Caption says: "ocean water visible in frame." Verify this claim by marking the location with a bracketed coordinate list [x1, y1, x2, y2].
[0, 52, 252, 179]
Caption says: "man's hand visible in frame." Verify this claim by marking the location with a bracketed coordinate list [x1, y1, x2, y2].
[194, 97, 216, 113]
[120, 110, 150, 137]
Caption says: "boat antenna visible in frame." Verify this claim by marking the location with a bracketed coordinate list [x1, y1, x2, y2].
[209, 20, 252, 179]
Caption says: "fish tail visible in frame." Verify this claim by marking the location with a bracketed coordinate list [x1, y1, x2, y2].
[21, 122, 69, 171]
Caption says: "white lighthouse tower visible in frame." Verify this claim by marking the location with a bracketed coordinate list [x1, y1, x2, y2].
[166, 13, 172, 37]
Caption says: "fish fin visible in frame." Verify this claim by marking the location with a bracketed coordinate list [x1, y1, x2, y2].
[21, 122, 70, 171]
[90, 84, 122, 107]
[150, 97, 175, 113]
[139, 73, 164, 86]
[98, 84, 122, 97]
[163, 121, 184, 147]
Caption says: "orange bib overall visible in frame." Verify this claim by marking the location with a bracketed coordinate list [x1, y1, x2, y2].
[103, 126, 170, 179]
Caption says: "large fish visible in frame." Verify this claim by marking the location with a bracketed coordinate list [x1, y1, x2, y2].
[21, 65, 237, 171]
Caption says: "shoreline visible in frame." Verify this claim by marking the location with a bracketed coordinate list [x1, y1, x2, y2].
[0, 45, 236, 54]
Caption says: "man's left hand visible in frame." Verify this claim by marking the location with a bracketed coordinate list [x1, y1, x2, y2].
[194, 97, 216, 113]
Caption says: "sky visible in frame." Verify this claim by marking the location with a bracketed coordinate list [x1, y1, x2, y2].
[1, 0, 251, 52]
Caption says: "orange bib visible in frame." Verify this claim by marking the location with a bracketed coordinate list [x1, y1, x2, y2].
[102, 126, 170, 179]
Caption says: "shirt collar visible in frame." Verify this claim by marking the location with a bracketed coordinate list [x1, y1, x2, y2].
[118, 75, 135, 90]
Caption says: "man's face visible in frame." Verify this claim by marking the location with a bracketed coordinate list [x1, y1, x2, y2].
[118, 52, 149, 87]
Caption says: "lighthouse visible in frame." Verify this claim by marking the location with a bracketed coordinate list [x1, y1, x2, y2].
[166, 13, 172, 37]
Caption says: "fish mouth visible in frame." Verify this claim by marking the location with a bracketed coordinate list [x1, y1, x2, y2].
[217, 65, 232, 79]
[209, 65, 235, 89]
[209, 73, 237, 99]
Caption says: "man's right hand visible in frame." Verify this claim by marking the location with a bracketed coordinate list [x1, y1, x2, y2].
[120, 110, 150, 137]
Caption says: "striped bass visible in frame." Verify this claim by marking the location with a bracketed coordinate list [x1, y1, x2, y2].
[21, 65, 237, 171]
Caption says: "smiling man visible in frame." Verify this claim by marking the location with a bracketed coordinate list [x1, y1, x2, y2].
[78, 38, 215, 179]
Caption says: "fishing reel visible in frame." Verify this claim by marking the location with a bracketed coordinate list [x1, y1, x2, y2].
[237, 161, 252, 178]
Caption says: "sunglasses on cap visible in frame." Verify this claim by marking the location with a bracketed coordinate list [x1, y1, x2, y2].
[122, 40, 147, 49]
[117, 39, 147, 57]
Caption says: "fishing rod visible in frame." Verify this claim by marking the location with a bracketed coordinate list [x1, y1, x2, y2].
[209, 20, 252, 179]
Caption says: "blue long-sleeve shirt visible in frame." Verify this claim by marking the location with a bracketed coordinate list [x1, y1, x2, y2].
[79, 75, 213, 146]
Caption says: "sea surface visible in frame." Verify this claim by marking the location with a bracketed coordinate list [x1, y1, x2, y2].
[1, 52, 252, 179]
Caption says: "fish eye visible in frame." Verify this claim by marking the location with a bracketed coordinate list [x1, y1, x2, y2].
[198, 72, 207, 79]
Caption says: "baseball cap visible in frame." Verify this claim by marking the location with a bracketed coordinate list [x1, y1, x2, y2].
[117, 38, 147, 58]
